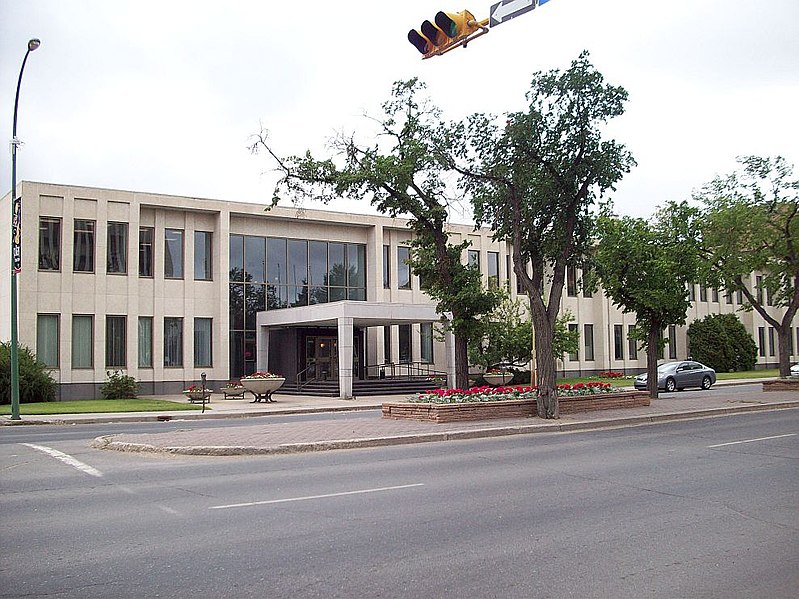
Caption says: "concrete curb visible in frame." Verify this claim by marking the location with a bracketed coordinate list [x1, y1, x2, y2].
[91, 400, 799, 456]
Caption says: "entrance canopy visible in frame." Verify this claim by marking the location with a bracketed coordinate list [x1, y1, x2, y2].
[256, 301, 453, 398]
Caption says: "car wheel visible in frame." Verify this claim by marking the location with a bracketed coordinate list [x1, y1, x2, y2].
[665, 377, 676, 393]
[701, 375, 712, 390]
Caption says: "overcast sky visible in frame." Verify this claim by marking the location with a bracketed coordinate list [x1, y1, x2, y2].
[1, 0, 798, 221]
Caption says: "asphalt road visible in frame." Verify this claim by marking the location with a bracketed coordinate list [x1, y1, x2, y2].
[2, 408, 797, 598]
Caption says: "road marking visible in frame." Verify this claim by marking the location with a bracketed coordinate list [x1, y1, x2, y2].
[707, 433, 796, 448]
[22, 443, 103, 478]
[209, 483, 424, 510]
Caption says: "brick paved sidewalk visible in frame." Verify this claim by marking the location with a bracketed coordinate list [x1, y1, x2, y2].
[92, 387, 799, 456]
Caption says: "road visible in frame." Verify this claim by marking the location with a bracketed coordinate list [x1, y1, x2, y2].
[1, 406, 797, 598]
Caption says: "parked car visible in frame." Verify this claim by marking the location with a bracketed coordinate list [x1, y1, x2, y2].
[791, 363, 799, 377]
[634, 360, 716, 392]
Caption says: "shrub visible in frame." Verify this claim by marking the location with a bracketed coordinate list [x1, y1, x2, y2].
[101, 370, 139, 399]
[0, 342, 57, 404]
[687, 313, 757, 372]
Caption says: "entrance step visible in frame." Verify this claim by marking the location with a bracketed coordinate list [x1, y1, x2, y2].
[279, 377, 441, 398]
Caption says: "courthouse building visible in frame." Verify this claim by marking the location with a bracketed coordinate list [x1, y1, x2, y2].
[1, 182, 795, 400]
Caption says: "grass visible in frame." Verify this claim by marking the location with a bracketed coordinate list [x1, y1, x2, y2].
[0, 398, 203, 416]
[715, 368, 778, 380]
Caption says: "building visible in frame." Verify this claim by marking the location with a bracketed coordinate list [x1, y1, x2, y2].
[1, 182, 796, 400]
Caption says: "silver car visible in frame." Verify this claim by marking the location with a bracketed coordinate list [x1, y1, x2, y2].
[791, 363, 799, 377]
[634, 360, 716, 392]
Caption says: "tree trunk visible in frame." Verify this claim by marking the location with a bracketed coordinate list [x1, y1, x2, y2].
[454, 333, 470, 390]
[646, 323, 660, 400]
[777, 324, 793, 378]
[530, 301, 559, 419]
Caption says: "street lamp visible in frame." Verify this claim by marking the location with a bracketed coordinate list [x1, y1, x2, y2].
[9, 38, 41, 420]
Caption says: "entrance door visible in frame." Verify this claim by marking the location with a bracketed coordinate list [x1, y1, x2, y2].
[305, 336, 338, 380]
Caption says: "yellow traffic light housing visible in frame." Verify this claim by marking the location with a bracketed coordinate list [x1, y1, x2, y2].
[407, 10, 489, 59]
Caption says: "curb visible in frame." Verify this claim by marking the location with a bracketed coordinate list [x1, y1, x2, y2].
[91, 400, 799, 456]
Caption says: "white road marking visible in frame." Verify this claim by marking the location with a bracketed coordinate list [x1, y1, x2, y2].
[707, 433, 796, 449]
[209, 483, 425, 510]
[22, 443, 103, 478]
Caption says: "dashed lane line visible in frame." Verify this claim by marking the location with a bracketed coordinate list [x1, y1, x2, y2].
[22, 443, 103, 477]
[707, 433, 796, 449]
[209, 483, 425, 510]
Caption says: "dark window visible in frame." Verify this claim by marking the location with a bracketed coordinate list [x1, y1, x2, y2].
[487, 251, 499, 288]
[194, 318, 212, 367]
[584, 324, 594, 361]
[613, 325, 623, 361]
[567, 265, 578, 297]
[72, 315, 93, 369]
[668, 324, 677, 360]
[246, 236, 266, 283]
[383, 245, 390, 289]
[699, 284, 707, 302]
[229, 234, 244, 281]
[467, 249, 480, 270]
[421, 322, 433, 363]
[687, 284, 695, 302]
[138, 316, 153, 368]
[73, 219, 95, 272]
[758, 327, 766, 357]
[568, 324, 579, 361]
[105, 316, 127, 368]
[383, 325, 392, 363]
[164, 317, 183, 367]
[397, 246, 411, 290]
[194, 231, 212, 281]
[164, 229, 184, 279]
[38, 217, 61, 271]
[768, 327, 775, 357]
[138, 227, 154, 277]
[628, 325, 637, 360]
[399, 324, 411, 363]
[36, 314, 59, 368]
[107, 222, 128, 274]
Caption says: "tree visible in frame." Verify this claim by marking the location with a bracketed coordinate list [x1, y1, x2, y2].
[593, 202, 703, 398]
[695, 155, 799, 378]
[687, 314, 757, 373]
[452, 51, 636, 417]
[250, 79, 499, 389]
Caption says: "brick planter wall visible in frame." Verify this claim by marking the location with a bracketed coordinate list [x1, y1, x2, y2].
[382, 391, 650, 423]
[763, 379, 799, 392]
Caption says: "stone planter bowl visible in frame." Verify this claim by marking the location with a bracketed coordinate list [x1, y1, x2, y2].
[483, 373, 513, 386]
[240, 377, 285, 395]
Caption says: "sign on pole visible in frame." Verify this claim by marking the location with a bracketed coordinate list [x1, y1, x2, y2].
[12, 197, 21, 273]
[489, 0, 552, 28]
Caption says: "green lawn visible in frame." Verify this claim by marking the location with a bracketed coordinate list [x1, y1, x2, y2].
[0, 398, 203, 416]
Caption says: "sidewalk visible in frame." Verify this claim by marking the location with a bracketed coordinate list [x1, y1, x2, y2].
[74, 381, 799, 456]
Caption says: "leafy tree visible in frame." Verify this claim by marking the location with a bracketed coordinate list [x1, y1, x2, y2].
[593, 202, 703, 398]
[451, 51, 636, 417]
[687, 314, 757, 373]
[695, 155, 799, 377]
[250, 79, 499, 389]
[0, 342, 57, 404]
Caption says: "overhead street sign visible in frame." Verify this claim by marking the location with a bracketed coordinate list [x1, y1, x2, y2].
[489, 0, 551, 28]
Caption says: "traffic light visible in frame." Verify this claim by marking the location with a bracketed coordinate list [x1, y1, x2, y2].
[407, 10, 486, 59]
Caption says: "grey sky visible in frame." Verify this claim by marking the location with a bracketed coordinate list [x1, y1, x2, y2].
[2, 0, 798, 221]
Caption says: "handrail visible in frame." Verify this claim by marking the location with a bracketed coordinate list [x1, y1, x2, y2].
[364, 362, 446, 381]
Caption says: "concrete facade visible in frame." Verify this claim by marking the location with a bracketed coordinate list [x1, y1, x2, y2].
[1, 181, 796, 400]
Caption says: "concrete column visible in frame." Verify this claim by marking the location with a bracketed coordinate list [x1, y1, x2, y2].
[337, 317, 354, 399]
[445, 328, 456, 389]
[257, 327, 270, 374]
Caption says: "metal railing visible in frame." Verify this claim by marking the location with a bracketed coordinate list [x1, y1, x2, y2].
[364, 362, 446, 381]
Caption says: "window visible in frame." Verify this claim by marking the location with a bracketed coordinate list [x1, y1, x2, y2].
[382, 245, 390, 289]
[138, 227, 154, 277]
[613, 325, 623, 361]
[420, 322, 433, 363]
[467, 249, 480, 270]
[568, 324, 579, 361]
[726, 290, 733, 304]
[756, 275, 764, 304]
[107, 222, 128, 274]
[583, 324, 594, 361]
[36, 314, 59, 368]
[73, 219, 95, 272]
[736, 288, 743, 304]
[699, 284, 707, 302]
[309, 241, 328, 304]
[72, 315, 93, 369]
[194, 231, 212, 281]
[138, 317, 153, 368]
[711, 287, 719, 303]
[487, 251, 499, 288]
[164, 229, 184, 279]
[194, 318, 212, 367]
[567, 265, 578, 297]
[768, 327, 775, 357]
[506, 254, 512, 291]
[628, 325, 637, 360]
[581, 267, 593, 298]
[687, 284, 695, 302]
[668, 324, 677, 360]
[38, 217, 61, 270]
[758, 327, 766, 358]
[105, 316, 126, 368]
[398, 324, 411, 363]
[397, 246, 411, 290]
[164, 317, 183, 367]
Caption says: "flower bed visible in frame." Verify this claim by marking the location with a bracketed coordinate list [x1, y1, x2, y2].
[382, 383, 649, 423]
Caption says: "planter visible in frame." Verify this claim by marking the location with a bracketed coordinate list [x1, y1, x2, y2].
[483, 373, 513, 386]
[383, 391, 650, 423]
[221, 386, 246, 399]
[183, 390, 211, 402]
[763, 379, 799, 392]
[240, 377, 285, 396]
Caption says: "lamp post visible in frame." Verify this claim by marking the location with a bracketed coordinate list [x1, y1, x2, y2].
[9, 38, 41, 421]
